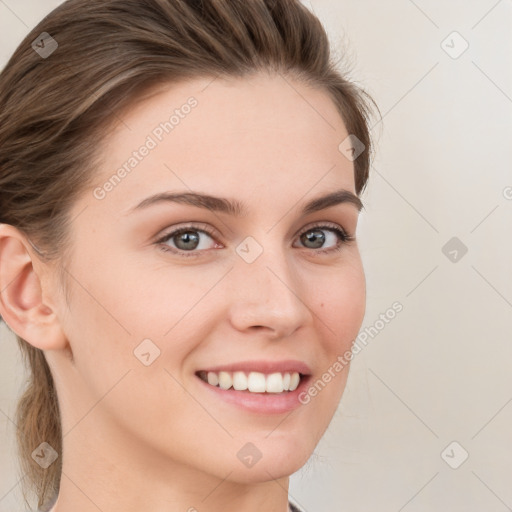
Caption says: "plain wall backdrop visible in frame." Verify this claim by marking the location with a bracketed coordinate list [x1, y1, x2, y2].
[1, 1, 511, 511]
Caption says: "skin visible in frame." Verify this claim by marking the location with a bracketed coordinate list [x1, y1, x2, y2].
[0, 72, 366, 512]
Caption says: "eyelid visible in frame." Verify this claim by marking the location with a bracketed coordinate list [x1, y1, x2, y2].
[155, 222, 218, 241]
[296, 220, 348, 237]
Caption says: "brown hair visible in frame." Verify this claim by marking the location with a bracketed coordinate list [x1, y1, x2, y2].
[0, 0, 377, 509]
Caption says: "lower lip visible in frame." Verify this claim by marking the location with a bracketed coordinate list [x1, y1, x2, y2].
[195, 374, 312, 414]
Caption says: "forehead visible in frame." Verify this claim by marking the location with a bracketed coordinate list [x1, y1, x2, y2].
[82, 72, 355, 217]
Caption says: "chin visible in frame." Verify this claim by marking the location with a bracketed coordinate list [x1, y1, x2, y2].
[220, 436, 317, 484]
[226, 457, 311, 484]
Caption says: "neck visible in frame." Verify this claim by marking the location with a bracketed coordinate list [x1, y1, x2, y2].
[49, 418, 292, 512]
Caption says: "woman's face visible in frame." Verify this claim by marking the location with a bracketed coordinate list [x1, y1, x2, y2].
[48, 72, 366, 483]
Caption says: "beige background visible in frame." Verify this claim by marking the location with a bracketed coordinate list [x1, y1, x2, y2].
[1, 1, 511, 511]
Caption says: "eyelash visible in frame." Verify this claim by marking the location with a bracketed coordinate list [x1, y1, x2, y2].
[155, 222, 355, 258]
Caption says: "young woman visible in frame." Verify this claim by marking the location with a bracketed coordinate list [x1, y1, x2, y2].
[0, 1, 376, 511]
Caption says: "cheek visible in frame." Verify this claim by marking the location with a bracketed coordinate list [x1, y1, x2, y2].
[315, 258, 366, 351]
[65, 241, 215, 337]
[61, 254, 231, 396]
[301, 263, 365, 433]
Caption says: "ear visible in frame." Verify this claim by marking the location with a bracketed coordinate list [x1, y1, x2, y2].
[0, 223, 67, 350]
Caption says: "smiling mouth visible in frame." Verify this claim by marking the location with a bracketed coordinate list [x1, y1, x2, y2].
[196, 370, 305, 394]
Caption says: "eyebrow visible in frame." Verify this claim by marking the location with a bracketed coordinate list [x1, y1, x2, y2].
[127, 188, 363, 216]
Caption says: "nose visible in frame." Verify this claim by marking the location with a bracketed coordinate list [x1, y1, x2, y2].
[227, 244, 313, 339]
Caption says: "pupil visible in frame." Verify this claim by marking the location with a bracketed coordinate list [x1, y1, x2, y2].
[304, 230, 325, 248]
[177, 231, 199, 250]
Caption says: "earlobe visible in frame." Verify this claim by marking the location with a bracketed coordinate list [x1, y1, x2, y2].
[0, 224, 67, 350]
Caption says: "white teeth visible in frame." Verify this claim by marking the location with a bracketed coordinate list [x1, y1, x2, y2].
[218, 371, 232, 390]
[289, 372, 300, 391]
[232, 371, 248, 391]
[248, 372, 267, 392]
[200, 370, 302, 393]
[283, 373, 291, 391]
[207, 372, 219, 386]
[266, 372, 284, 393]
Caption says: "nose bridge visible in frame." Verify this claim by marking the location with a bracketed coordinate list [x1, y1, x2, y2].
[227, 234, 311, 335]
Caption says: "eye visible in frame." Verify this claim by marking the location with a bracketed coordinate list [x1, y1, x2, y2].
[155, 222, 354, 258]
[294, 223, 354, 254]
[156, 223, 219, 258]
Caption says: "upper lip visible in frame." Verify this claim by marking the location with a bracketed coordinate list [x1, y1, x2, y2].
[197, 360, 312, 375]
